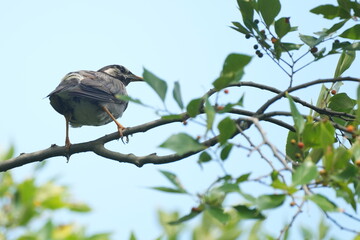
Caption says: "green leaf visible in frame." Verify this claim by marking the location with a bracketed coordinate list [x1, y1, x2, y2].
[328, 93, 356, 113]
[287, 93, 305, 134]
[258, 0, 281, 26]
[326, 20, 348, 34]
[285, 131, 301, 161]
[357, 85, 360, 123]
[308, 194, 337, 212]
[198, 151, 212, 163]
[116, 95, 143, 105]
[217, 183, 239, 193]
[67, 203, 91, 212]
[213, 54, 252, 90]
[340, 24, 360, 40]
[233, 205, 265, 219]
[172, 81, 184, 109]
[186, 98, 202, 117]
[205, 98, 215, 131]
[143, 68, 167, 101]
[152, 187, 187, 194]
[256, 194, 286, 210]
[169, 209, 201, 225]
[237, 0, 254, 29]
[299, 34, 318, 48]
[236, 173, 251, 183]
[292, 160, 319, 186]
[129, 232, 137, 240]
[239, 189, 256, 203]
[18, 179, 37, 205]
[281, 42, 304, 51]
[273, 40, 283, 60]
[220, 143, 233, 160]
[275, 17, 291, 39]
[159, 170, 186, 192]
[159, 133, 205, 155]
[231, 21, 250, 34]
[218, 117, 236, 145]
[1, 146, 15, 161]
[307, 148, 324, 164]
[332, 146, 351, 169]
[310, 5, 340, 19]
[206, 206, 230, 224]
[271, 178, 298, 194]
[334, 50, 356, 77]
[303, 121, 335, 148]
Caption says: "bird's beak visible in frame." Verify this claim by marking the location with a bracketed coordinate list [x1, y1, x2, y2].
[130, 75, 144, 82]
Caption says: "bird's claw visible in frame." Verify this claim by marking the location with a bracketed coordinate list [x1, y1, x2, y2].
[65, 139, 71, 162]
[118, 127, 129, 144]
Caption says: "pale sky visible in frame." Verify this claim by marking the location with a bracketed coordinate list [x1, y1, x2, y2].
[0, 0, 359, 239]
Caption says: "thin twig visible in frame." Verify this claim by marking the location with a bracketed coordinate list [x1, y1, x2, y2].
[277, 199, 305, 240]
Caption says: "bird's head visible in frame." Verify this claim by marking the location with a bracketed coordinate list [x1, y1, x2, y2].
[98, 64, 143, 86]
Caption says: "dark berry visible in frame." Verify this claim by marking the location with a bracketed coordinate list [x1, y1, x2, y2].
[255, 50, 261, 55]
[245, 33, 251, 39]
[258, 52, 263, 58]
[334, 39, 340, 44]
[254, 19, 259, 24]
[253, 44, 259, 50]
[310, 47, 318, 53]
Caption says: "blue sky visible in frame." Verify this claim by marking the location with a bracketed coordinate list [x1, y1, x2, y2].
[0, 0, 359, 239]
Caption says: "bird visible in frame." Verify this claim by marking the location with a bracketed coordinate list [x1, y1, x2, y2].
[48, 64, 143, 148]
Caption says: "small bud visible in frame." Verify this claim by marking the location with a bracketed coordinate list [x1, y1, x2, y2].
[285, 17, 290, 24]
[183, 120, 188, 126]
[330, 89, 337, 95]
[290, 201, 296, 207]
[224, 89, 229, 94]
[290, 139, 296, 144]
[297, 142, 305, 149]
[271, 37, 278, 43]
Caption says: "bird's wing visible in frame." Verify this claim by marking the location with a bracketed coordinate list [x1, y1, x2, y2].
[47, 72, 83, 97]
[53, 71, 127, 104]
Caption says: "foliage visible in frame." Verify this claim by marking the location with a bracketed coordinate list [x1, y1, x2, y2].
[0, 148, 111, 240]
[143, 0, 360, 238]
[1, 0, 360, 239]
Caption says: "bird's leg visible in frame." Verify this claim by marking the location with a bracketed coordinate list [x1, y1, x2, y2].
[64, 116, 71, 161]
[65, 116, 71, 148]
[101, 106, 128, 142]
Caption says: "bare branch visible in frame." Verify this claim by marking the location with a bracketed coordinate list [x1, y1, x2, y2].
[0, 114, 188, 171]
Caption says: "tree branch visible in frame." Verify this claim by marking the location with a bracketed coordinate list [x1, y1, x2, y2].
[0, 114, 188, 171]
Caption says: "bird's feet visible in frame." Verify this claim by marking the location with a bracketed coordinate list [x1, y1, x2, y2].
[65, 137, 71, 161]
[117, 126, 129, 144]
